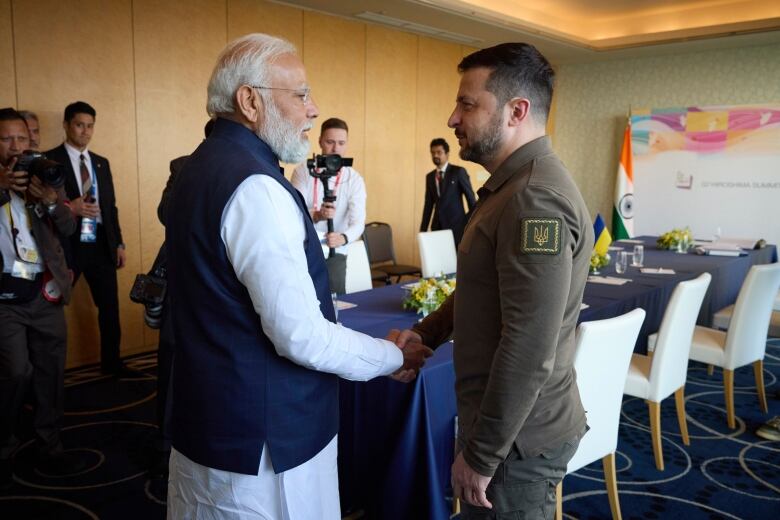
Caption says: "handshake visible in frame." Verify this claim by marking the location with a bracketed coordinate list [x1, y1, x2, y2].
[385, 329, 434, 383]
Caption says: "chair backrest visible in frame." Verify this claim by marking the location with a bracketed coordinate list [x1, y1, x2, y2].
[344, 240, 373, 294]
[648, 273, 712, 400]
[774, 290, 780, 312]
[363, 222, 396, 266]
[567, 308, 646, 473]
[418, 230, 457, 278]
[724, 262, 780, 368]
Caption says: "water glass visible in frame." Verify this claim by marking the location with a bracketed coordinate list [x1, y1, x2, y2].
[331, 292, 339, 322]
[632, 245, 644, 267]
[615, 251, 628, 274]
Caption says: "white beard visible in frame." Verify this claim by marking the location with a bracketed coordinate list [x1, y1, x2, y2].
[257, 100, 311, 164]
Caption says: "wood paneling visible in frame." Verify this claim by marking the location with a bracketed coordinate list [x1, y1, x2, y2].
[302, 12, 365, 170]
[0, 0, 15, 107]
[133, 0, 227, 349]
[13, 0, 140, 367]
[1, 0, 475, 367]
[228, 0, 302, 49]
[365, 26, 418, 265]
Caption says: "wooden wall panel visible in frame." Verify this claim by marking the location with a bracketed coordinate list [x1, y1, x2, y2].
[365, 26, 418, 265]
[228, 0, 303, 49]
[0, 0, 15, 107]
[302, 12, 366, 171]
[13, 0, 140, 367]
[133, 0, 227, 349]
[414, 38, 467, 261]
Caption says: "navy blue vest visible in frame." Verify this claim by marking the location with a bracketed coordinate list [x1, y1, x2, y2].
[167, 118, 339, 475]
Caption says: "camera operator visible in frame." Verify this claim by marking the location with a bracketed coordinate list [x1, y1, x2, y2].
[0, 108, 80, 488]
[291, 117, 365, 252]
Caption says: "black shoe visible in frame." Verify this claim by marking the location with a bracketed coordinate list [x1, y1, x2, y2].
[0, 458, 12, 490]
[36, 452, 87, 477]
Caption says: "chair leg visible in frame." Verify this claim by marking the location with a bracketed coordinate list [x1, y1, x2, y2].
[723, 369, 735, 429]
[753, 360, 768, 413]
[602, 453, 622, 520]
[707, 364, 714, 376]
[555, 481, 563, 520]
[647, 400, 664, 471]
[674, 386, 690, 446]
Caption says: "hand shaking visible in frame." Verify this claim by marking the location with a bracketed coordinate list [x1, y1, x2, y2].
[385, 328, 433, 383]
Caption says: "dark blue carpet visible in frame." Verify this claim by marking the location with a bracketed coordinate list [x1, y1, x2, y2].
[1, 341, 779, 519]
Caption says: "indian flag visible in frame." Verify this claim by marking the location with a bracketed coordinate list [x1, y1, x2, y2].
[612, 121, 634, 239]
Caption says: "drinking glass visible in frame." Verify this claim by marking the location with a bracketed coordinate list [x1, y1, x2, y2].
[632, 245, 644, 267]
[615, 251, 628, 274]
[331, 292, 339, 322]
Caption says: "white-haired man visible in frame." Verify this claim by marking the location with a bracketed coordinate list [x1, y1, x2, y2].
[165, 34, 431, 519]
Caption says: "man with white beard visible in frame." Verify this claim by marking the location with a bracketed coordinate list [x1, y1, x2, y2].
[165, 33, 432, 519]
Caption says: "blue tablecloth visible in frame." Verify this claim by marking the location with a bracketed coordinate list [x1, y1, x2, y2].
[337, 238, 777, 519]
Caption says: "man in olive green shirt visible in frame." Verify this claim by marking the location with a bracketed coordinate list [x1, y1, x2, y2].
[396, 43, 593, 517]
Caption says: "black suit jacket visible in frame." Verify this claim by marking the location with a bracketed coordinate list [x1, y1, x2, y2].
[419, 164, 476, 244]
[45, 144, 124, 266]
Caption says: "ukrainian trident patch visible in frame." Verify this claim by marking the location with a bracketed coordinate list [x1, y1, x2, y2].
[521, 217, 562, 255]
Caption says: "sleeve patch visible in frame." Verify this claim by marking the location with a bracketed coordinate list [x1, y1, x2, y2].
[520, 217, 562, 255]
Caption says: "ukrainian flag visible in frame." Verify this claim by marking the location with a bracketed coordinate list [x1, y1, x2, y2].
[593, 213, 612, 256]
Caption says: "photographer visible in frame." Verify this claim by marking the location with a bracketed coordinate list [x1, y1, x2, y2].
[291, 117, 365, 252]
[0, 108, 80, 487]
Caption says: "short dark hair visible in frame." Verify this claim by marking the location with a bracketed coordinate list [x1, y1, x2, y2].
[64, 101, 96, 123]
[458, 43, 554, 124]
[430, 138, 449, 153]
[18, 110, 38, 123]
[0, 107, 26, 124]
[321, 117, 348, 134]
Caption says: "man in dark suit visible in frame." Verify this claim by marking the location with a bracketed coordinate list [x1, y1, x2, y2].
[45, 101, 133, 377]
[420, 137, 476, 246]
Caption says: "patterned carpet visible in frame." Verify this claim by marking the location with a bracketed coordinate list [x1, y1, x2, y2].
[1, 341, 778, 519]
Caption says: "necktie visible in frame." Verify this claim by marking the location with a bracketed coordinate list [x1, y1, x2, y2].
[435, 169, 442, 195]
[80, 154, 92, 197]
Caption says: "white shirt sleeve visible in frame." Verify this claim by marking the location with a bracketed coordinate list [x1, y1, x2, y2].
[221, 174, 403, 381]
[342, 169, 366, 244]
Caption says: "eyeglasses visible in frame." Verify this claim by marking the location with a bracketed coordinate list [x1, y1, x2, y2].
[251, 86, 312, 105]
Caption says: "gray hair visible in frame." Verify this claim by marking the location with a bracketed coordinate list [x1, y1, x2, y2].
[18, 110, 39, 122]
[206, 33, 296, 117]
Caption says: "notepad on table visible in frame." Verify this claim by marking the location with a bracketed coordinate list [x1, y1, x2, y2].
[640, 268, 676, 275]
[587, 276, 631, 286]
[336, 300, 357, 311]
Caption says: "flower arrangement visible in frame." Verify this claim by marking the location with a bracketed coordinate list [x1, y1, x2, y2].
[403, 276, 456, 316]
[590, 251, 610, 274]
[657, 228, 694, 252]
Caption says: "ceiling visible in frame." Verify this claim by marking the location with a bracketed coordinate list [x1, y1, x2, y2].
[272, 0, 780, 63]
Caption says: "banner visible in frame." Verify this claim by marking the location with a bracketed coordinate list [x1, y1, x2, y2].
[630, 105, 780, 248]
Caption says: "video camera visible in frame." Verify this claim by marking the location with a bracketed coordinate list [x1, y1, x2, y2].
[307, 154, 353, 259]
[13, 150, 65, 189]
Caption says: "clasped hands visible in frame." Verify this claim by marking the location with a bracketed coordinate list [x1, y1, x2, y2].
[385, 329, 433, 383]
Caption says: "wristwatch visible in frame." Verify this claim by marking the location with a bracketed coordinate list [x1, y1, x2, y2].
[46, 201, 58, 215]
[341, 234, 348, 245]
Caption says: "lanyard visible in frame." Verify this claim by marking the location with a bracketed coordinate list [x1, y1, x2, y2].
[4, 195, 36, 264]
[312, 169, 343, 210]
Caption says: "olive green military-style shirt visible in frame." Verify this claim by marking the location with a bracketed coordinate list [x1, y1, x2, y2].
[412, 136, 593, 477]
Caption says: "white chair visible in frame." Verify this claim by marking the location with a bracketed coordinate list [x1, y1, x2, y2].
[344, 240, 373, 294]
[623, 273, 711, 471]
[555, 308, 646, 520]
[417, 230, 457, 278]
[712, 288, 780, 338]
[689, 263, 780, 429]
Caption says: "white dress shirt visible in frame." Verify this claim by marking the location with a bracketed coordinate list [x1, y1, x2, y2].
[221, 174, 402, 381]
[290, 164, 366, 252]
[64, 142, 102, 224]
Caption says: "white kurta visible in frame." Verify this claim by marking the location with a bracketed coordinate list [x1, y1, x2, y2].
[167, 174, 403, 519]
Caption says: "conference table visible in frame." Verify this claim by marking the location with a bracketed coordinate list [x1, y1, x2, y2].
[337, 237, 777, 519]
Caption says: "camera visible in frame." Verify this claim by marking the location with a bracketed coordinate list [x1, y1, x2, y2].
[130, 265, 167, 329]
[13, 150, 66, 189]
[306, 154, 353, 179]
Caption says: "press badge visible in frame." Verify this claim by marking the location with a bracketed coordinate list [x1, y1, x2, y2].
[11, 260, 37, 280]
[18, 245, 39, 263]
